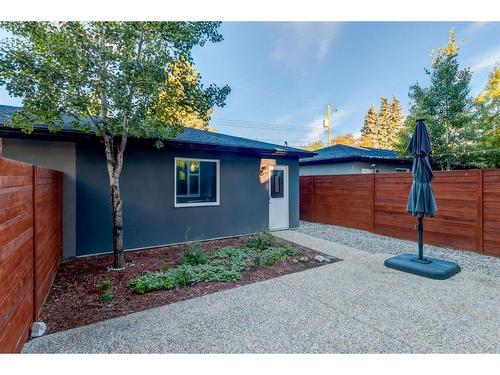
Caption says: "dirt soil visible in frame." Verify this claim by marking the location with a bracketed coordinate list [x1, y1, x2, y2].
[39, 236, 334, 334]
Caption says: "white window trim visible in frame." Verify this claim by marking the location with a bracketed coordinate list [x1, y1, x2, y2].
[174, 157, 220, 208]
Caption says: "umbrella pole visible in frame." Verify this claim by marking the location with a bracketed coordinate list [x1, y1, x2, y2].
[418, 215, 424, 261]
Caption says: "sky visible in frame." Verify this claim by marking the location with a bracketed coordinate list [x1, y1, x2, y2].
[1, 22, 499, 148]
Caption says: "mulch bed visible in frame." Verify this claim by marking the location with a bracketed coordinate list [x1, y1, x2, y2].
[39, 236, 332, 334]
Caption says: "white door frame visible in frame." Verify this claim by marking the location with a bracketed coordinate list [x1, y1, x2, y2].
[268, 165, 289, 231]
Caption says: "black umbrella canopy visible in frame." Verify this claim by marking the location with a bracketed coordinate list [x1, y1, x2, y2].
[406, 120, 437, 217]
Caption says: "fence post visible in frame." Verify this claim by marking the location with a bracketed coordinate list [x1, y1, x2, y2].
[477, 169, 484, 254]
[32, 166, 37, 322]
[371, 174, 375, 232]
[311, 176, 315, 222]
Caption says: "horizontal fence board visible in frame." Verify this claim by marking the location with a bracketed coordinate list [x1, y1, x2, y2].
[0, 159, 62, 353]
[300, 169, 499, 256]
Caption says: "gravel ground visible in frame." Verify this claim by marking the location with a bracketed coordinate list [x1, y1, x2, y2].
[298, 220, 500, 278]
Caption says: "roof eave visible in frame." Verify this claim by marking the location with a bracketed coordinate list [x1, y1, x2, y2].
[0, 126, 314, 159]
[299, 156, 411, 165]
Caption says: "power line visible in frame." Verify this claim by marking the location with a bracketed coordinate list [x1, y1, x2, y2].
[212, 117, 322, 129]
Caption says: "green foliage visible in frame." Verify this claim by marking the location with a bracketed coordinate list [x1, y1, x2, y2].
[471, 66, 500, 168]
[245, 232, 279, 250]
[96, 279, 112, 290]
[0, 22, 230, 268]
[262, 246, 300, 266]
[395, 28, 475, 169]
[129, 232, 301, 294]
[98, 290, 113, 304]
[181, 243, 208, 266]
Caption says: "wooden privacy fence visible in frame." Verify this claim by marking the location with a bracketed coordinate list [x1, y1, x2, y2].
[300, 169, 500, 257]
[0, 157, 62, 353]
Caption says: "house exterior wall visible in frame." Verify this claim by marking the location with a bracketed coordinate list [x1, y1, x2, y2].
[299, 160, 411, 176]
[75, 142, 299, 256]
[2, 138, 77, 258]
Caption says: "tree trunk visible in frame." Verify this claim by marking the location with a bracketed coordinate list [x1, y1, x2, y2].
[110, 178, 125, 268]
[103, 134, 126, 269]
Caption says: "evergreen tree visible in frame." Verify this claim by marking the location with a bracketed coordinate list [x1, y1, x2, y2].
[377, 97, 391, 148]
[388, 96, 404, 147]
[360, 105, 378, 147]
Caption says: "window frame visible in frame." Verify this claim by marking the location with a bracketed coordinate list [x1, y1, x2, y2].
[174, 157, 220, 208]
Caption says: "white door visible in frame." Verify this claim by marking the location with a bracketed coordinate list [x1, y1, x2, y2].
[268, 165, 289, 230]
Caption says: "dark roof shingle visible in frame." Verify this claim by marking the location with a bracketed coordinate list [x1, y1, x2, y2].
[0, 105, 313, 158]
[300, 144, 408, 165]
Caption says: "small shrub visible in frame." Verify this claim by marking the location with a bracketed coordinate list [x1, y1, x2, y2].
[262, 246, 300, 266]
[245, 232, 275, 250]
[299, 256, 309, 263]
[191, 264, 241, 282]
[162, 263, 170, 272]
[172, 265, 193, 287]
[181, 243, 208, 266]
[97, 279, 112, 290]
[253, 255, 261, 267]
[128, 272, 175, 294]
[216, 246, 251, 271]
[99, 290, 113, 304]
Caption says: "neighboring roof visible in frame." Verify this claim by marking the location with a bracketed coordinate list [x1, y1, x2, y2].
[0, 105, 314, 158]
[299, 144, 410, 165]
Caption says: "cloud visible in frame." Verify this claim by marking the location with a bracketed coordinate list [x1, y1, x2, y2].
[469, 45, 500, 72]
[462, 22, 490, 37]
[271, 22, 342, 68]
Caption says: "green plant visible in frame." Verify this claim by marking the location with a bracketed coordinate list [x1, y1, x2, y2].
[162, 263, 170, 272]
[262, 246, 300, 266]
[245, 232, 275, 251]
[191, 264, 241, 282]
[181, 243, 208, 266]
[172, 265, 193, 287]
[97, 279, 112, 290]
[299, 256, 309, 263]
[99, 290, 113, 304]
[253, 255, 261, 267]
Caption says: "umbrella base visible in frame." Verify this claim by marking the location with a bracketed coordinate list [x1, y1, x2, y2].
[384, 253, 461, 280]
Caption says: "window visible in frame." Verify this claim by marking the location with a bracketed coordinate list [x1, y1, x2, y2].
[270, 169, 284, 198]
[175, 158, 219, 207]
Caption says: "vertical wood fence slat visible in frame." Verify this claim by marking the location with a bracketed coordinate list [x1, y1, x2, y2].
[0, 157, 62, 353]
[300, 169, 499, 257]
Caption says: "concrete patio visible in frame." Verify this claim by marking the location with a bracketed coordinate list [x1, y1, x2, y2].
[23, 230, 500, 353]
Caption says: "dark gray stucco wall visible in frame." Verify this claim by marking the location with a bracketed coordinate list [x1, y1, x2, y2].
[2, 138, 77, 258]
[76, 142, 300, 256]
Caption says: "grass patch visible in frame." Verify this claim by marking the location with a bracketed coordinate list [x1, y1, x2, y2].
[129, 233, 301, 295]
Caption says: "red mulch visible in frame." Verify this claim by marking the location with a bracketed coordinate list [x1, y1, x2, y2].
[39, 236, 330, 334]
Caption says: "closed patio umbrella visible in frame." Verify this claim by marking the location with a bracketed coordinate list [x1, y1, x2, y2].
[384, 119, 460, 279]
[406, 119, 437, 261]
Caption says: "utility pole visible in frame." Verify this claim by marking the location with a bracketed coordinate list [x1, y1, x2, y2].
[327, 104, 332, 146]
[324, 104, 336, 146]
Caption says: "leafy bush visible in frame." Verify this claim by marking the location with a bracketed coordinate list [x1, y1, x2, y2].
[99, 290, 113, 304]
[181, 243, 208, 266]
[129, 233, 301, 294]
[262, 246, 300, 266]
[245, 232, 275, 250]
[128, 271, 176, 294]
[191, 264, 241, 282]
[172, 265, 193, 287]
[96, 279, 112, 290]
